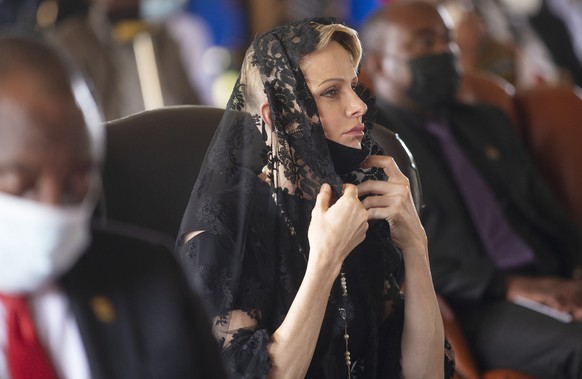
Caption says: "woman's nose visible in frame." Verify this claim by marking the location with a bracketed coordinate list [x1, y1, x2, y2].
[348, 91, 367, 118]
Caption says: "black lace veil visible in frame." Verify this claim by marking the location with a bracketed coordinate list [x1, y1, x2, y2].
[177, 18, 403, 377]
[179, 17, 386, 238]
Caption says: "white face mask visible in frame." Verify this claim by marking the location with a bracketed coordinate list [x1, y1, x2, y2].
[139, 0, 186, 22]
[0, 192, 92, 295]
[498, 0, 542, 16]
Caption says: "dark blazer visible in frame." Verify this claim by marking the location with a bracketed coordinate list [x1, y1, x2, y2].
[375, 100, 582, 305]
[60, 221, 228, 379]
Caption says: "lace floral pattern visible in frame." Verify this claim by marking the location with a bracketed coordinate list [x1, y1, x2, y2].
[177, 18, 453, 378]
[225, 19, 384, 202]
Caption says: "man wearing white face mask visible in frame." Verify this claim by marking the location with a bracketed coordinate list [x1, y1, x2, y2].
[0, 34, 228, 379]
[53, 0, 208, 121]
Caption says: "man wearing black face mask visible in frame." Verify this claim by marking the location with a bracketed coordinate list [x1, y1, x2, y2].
[362, 2, 582, 378]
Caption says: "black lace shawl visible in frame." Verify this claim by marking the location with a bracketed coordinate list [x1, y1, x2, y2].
[177, 18, 452, 378]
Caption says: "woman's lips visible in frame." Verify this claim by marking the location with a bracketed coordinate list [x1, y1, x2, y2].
[344, 125, 365, 136]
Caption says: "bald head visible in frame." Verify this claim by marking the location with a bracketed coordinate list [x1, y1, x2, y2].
[0, 36, 86, 141]
[361, 1, 448, 55]
[361, 1, 458, 112]
[0, 36, 79, 109]
[0, 36, 94, 204]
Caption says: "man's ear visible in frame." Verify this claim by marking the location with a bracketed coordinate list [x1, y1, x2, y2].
[363, 52, 382, 78]
[259, 100, 273, 131]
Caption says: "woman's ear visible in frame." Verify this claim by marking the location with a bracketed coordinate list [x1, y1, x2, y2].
[259, 100, 274, 145]
[260, 100, 273, 131]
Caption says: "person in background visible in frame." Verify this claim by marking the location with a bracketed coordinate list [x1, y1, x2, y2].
[53, 0, 203, 120]
[544, 0, 582, 65]
[158, 0, 215, 105]
[453, 6, 518, 85]
[527, 0, 582, 87]
[0, 33, 227, 379]
[361, 2, 582, 378]
[464, 0, 579, 88]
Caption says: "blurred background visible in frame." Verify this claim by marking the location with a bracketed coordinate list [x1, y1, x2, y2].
[0, 0, 580, 119]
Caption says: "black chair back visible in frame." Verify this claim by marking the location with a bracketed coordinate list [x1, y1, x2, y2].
[100, 106, 422, 241]
[101, 106, 224, 239]
[370, 124, 423, 213]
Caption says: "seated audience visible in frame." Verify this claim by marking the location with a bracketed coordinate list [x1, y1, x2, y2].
[454, 7, 517, 86]
[0, 34, 227, 379]
[53, 0, 202, 120]
[449, 0, 575, 88]
[361, 2, 582, 378]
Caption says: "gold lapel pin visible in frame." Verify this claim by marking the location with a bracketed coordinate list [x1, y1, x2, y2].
[485, 145, 501, 161]
[90, 296, 116, 324]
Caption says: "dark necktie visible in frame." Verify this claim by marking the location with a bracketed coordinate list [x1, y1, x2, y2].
[0, 294, 60, 379]
[425, 120, 536, 269]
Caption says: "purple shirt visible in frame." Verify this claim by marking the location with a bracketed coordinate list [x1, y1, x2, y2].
[425, 119, 536, 270]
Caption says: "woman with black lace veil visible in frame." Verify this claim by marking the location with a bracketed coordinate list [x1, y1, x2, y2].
[177, 18, 453, 378]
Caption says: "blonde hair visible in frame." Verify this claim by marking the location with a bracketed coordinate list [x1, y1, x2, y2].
[239, 22, 362, 114]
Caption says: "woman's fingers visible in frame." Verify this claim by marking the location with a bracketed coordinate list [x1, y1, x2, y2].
[308, 183, 369, 267]
[336, 184, 368, 226]
[342, 183, 359, 198]
[357, 157, 427, 252]
[315, 183, 332, 212]
[362, 195, 404, 220]
[360, 155, 407, 183]
[357, 180, 410, 201]
[357, 176, 413, 223]
[358, 156, 411, 203]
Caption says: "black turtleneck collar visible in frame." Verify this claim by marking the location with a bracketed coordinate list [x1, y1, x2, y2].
[326, 139, 369, 177]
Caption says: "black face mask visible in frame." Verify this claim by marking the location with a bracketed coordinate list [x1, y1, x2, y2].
[406, 52, 460, 111]
[326, 139, 369, 177]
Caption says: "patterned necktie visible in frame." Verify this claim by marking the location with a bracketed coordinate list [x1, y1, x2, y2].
[0, 294, 59, 379]
[425, 120, 536, 269]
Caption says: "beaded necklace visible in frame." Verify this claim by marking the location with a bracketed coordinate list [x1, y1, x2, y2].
[339, 272, 352, 375]
[271, 188, 354, 378]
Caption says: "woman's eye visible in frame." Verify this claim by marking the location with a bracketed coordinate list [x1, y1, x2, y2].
[321, 88, 338, 98]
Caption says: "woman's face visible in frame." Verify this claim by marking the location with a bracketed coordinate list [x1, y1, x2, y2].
[300, 41, 367, 149]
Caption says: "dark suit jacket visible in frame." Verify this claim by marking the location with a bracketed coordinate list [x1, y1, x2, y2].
[60, 221, 228, 379]
[375, 100, 582, 306]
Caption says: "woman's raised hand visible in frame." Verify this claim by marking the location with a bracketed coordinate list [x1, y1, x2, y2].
[308, 183, 369, 273]
[357, 155, 427, 253]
